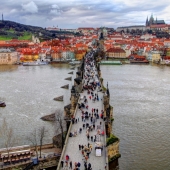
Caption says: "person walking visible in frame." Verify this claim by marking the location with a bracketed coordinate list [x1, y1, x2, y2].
[69, 161, 72, 169]
[79, 144, 81, 150]
[61, 159, 64, 168]
[65, 161, 68, 169]
[91, 136, 93, 142]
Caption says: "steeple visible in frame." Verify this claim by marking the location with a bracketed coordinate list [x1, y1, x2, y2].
[149, 13, 154, 26]
[146, 16, 149, 26]
[2, 13, 3, 21]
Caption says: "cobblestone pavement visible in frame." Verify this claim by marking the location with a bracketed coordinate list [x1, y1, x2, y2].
[60, 63, 107, 170]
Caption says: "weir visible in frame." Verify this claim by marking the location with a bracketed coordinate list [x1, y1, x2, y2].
[57, 50, 120, 170]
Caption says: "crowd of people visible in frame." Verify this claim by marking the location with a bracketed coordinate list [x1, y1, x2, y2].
[60, 51, 106, 170]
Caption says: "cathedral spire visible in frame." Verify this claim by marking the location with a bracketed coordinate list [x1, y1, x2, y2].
[146, 16, 149, 26]
[149, 13, 154, 26]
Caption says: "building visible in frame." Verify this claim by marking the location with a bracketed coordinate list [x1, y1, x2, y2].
[146, 14, 165, 26]
[117, 25, 146, 32]
[0, 49, 18, 64]
[106, 48, 126, 58]
[117, 14, 169, 33]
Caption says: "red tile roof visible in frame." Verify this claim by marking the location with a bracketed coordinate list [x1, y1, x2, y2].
[106, 48, 126, 53]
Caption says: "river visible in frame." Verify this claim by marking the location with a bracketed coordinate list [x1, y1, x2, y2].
[0, 64, 73, 148]
[0, 64, 170, 170]
[101, 64, 170, 170]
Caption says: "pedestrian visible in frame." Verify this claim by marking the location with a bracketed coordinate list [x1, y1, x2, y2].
[84, 162, 87, 169]
[94, 135, 96, 142]
[88, 142, 90, 148]
[79, 144, 81, 150]
[85, 155, 88, 162]
[69, 161, 72, 169]
[77, 162, 81, 168]
[65, 161, 68, 168]
[91, 136, 93, 142]
[86, 152, 90, 158]
[61, 160, 64, 168]
[82, 150, 84, 155]
[88, 163, 91, 168]
[87, 134, 90, 140]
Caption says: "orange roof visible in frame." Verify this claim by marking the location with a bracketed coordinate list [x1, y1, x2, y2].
[106, 48, 126, 53]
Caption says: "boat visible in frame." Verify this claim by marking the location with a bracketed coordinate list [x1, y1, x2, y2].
[130, 60, 149, 64]
[99, 61, 122, 65]
[0, 101, 6, 107]
[23, 61, 48, 66]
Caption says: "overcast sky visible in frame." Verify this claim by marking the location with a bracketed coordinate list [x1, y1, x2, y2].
[1, 0, 170, 29]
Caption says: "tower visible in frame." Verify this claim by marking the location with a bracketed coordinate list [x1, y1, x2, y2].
[146, 16, 149, 26]
[149, 14, 154, 26]
[2, 13, 3, 21]
[98, 27, 104, 51]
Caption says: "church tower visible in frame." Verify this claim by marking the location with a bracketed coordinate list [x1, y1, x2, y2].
[2, 13, 3, 22]
[98, 27, 104, 51]
[146, 16, 149, 26]
[149, 14, 154, 26]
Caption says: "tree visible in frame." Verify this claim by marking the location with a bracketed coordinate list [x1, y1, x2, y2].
[54, 109, 66, 149]
[38, 126, 46, 158]
[27, 129, 39, 159]
[0, 118, 18, 158]
[26, 126, 47, 159]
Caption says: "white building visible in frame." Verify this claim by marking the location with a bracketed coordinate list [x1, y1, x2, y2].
[0, 49, 18, 65]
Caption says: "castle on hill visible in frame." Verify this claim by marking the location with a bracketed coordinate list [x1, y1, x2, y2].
[117, 14, 169, 32]
[146, 14, 165, 26]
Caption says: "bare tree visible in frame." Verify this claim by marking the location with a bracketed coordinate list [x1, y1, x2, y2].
[38, 126, 47, 158]
[27, 128, 39, 159]
[54, 109, 66, 149]
[27, 126, 47, 159]
[0, 118, 18, 158]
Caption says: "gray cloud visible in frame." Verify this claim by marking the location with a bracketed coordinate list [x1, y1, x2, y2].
[0, 0, 170, 28]
[21, 1, 38, 13]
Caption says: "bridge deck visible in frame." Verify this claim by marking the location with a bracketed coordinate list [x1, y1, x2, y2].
[59, 61, 107, 170]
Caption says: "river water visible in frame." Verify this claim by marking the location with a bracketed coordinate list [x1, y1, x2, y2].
[0, 64, 170, 170]
[101, 64, 170, 170]
[0, 64, 73, 148]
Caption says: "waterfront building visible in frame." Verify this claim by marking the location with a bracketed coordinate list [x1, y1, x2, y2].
[106, 48, 126, 58]
[51, 48, 62, 61]
[0, 48, 18, 64]
[146, 51, 161, 62]
[75, 50, 86, 60]
[19, 48, 39, 62]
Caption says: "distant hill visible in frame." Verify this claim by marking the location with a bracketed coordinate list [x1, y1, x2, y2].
[0, 20, 80, 41]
